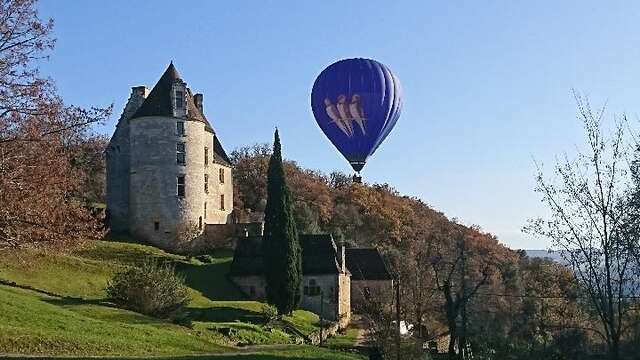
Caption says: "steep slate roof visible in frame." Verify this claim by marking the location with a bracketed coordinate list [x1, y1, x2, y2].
[130, 62, 231, 167]
[213, 135, 232, 166]
[345, 248, 393, 280]
[229, 236, 264, 276]
[230, 234, 342, 276]
[300, 234, 342, 274]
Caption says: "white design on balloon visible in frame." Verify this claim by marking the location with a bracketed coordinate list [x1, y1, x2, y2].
[323, 94, 366, 138]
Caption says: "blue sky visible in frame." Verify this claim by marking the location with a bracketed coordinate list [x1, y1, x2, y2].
[38, 1, 640, 249]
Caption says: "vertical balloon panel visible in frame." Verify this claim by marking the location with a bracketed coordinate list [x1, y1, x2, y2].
[311, 58, 402, 173]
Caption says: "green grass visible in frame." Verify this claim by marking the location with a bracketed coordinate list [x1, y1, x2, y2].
[0, 239, 362, 359]
[0, 285, 228, 356]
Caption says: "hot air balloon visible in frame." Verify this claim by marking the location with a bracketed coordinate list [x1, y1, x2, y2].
[311, 58, 402, 179]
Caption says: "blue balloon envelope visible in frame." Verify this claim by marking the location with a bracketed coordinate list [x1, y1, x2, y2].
[311, 58, 402, 172]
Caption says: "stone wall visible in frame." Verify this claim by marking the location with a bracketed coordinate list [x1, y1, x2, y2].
[127, 116, 233, 249]
[106, 86, 148, 233]
[337, 272, 351, 322]
[196, 222, 264, 251]
[299, 274, 341, 321]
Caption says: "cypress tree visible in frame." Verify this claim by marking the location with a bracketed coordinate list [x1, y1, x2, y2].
[262, 129, 302, 314]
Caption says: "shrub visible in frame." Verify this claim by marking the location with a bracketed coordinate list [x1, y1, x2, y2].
[262, 304, 279, 324]
[106, 260, 189, 318]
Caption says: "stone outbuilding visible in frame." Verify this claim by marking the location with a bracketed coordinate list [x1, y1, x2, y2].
[105, 63, 233, 249]
[344, 248, 394, 309]
[229, 234, 351, 322]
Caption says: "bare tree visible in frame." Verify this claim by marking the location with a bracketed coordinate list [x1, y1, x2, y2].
[527, 92, 640, 360]
[0, 0, 111, 251]
[427, 225, 504, 360]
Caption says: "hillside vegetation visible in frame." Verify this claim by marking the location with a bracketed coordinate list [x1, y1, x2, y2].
[0, 239, 363, 359]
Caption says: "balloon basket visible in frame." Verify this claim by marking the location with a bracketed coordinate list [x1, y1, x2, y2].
[352, 174, 362, 184]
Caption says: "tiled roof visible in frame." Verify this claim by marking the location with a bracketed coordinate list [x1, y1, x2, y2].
[229, 234, 342, 276]
[345, 248, 392, 280]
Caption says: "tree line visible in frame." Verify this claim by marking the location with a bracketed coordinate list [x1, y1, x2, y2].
[231, 115, 640, 359]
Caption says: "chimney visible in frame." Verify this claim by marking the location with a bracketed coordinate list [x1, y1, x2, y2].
[194, 93, 203, 112]
[132, 86, 148, 97]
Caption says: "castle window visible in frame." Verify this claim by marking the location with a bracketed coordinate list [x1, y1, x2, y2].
[219, 168, 225, 184]
[177, 175, 185, 197]
[204, 174, 209, 193]
[175, 90, 184, 110]
[204, 147, 209, 165]
[198, 216, 202, 230]
[177, 142, 186, 165]
[220, 194, 225, 211]
[176, 121, 185, 136]
[204, 202, 207, 219]
[154, 222, 159, 231]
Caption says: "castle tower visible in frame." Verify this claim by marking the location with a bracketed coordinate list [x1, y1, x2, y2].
[106, 63, 233, 249]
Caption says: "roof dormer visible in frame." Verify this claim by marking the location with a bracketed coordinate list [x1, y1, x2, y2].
[172, 80, 187, 118]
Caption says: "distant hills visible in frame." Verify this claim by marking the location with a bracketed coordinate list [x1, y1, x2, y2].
[524, 249, 566, 263]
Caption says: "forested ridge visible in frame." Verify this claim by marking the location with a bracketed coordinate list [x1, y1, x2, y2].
[230, 143, 639, 359]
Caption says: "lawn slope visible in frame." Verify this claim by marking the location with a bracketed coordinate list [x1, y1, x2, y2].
[0, 239, 363, 359]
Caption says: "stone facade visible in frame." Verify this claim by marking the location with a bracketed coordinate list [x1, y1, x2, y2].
[231, 272, 350, 321]
[229, 234, 351, 322]
[299, 273, 350, 321]
[106, 63, 233, 250]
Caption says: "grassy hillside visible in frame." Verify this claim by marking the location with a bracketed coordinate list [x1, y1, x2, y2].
[0, 239, 362, 359]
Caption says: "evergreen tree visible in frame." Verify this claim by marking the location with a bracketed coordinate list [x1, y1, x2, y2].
[262, 129, 302, 314]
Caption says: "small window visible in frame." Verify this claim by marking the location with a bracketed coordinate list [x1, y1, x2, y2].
[219, 168, 225, 183]
[177, 142, 186, 165]
[176, 121, 185, 136]
[154, 222, 159, 231]
[204, 174, 209, 193]
[177, 175, 185, 197]
[204, 147, 209, 165]
[198, 216, 202, 230]
[204, 202, 207, 219]
[175, 90, 184, 110]
[364, 286, 371, 299]
[307, 279, 321, 296]
[220, 194, 225, 211]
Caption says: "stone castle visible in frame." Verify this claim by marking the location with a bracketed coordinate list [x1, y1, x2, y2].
[106, 63, 233, 249]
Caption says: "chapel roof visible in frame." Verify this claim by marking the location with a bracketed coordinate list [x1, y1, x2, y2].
[230, 234, 344, 276]
[345, 248, 393, 280]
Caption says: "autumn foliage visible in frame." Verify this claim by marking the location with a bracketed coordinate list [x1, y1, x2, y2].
[0, 0, 111, 251]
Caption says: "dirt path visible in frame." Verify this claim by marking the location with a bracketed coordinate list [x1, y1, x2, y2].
[351, 316, 371, 347]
